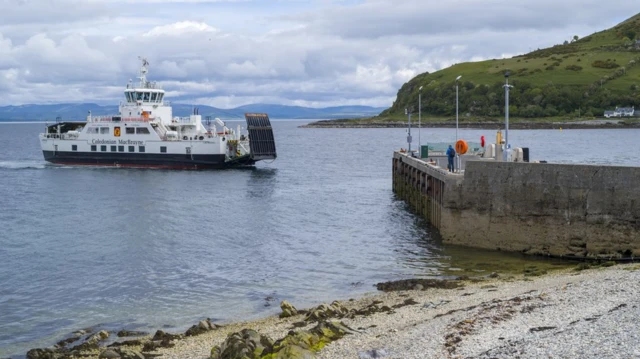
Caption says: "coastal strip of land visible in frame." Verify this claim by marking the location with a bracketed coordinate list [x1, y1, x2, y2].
[24, 263, 640, 359]
[300, 119, 640, 129]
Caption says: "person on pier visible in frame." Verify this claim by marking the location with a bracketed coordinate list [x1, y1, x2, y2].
[446, 145, 456, 172]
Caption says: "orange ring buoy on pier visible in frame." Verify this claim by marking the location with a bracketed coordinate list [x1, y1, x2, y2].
[455, 140, 468, 155]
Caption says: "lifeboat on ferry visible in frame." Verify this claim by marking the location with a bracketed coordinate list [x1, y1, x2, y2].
[166, 131, 178, 140]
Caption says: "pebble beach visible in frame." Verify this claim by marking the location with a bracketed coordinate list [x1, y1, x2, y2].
[148, 263, 640, 359]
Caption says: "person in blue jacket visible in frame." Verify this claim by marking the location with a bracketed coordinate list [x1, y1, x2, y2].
[446, 145, 456, 172]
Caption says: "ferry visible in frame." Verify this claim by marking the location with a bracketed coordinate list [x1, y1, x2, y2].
[38, 58, 277, 169]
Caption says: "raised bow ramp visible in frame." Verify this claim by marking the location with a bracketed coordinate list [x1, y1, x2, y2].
[245, 113, 277, 161]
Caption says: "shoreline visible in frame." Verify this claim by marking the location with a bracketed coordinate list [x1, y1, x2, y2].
[25, 262, 639, 358]
[300, 120, 640, 129]
[162, 263, 640, 359]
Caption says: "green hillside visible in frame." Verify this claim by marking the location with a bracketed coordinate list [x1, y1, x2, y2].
[379, 13, 640, 122]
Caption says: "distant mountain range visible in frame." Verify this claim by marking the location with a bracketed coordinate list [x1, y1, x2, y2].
[0, 103, 386, 121]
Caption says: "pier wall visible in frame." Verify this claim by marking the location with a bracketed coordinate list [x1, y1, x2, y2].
[393, 152, 640, 258]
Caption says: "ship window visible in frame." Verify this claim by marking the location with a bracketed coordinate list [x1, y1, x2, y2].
[139, 146, 145, 153]
[100, 127, 109, 134]
[160, 146, 167, 153]
[143, 92, 150, 102]
[125, 93, 131, 102]
[128, 146, 135, 152]
[118, 146, 124, 152]
[126, 127, 135, 134]
[111, 145, 116, 152]
[136, 127, 150, 134]
[158, 94, 163, 102]
[151, 93, 157, 102]
[101, 145, 107, 152]
[87, 127, 99, 134]
[136, 92, 143, 101]
[91, 145, 97, 152]
[72, 145, 77, 151]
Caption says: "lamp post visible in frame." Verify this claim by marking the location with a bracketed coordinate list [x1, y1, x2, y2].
[406, 108, 412, 155]
[503, 71, 513, 161]
[455, 75, 461, 142]
[418, 86, 423, 152]
[455, 76, 461, 172]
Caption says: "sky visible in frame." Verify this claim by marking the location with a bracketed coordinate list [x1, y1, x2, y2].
[0, 0, 637, 108]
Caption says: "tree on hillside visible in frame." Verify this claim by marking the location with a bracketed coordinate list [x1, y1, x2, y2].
[572, 35, 579, 42]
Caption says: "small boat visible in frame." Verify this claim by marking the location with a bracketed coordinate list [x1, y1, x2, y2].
[38, 58, 277, 169]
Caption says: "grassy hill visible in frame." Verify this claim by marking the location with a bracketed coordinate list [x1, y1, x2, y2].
[375, 13, 640, 123]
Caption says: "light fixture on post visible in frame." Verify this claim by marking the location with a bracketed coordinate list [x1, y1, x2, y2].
[503, 71, 513, 161]
[418, 86, 423, 152]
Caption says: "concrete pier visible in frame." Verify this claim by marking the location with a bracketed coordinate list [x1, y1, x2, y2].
[393, 152, 640, 259]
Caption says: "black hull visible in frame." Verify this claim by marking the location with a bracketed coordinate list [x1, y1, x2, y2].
[42, 151, 256, 169]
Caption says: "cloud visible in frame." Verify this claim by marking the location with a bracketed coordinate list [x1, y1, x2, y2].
[143, 21, 218, 37]
[0, 0, 637, 108]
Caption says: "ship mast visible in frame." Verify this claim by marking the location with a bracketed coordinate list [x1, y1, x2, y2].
[138, 56, 149, 88]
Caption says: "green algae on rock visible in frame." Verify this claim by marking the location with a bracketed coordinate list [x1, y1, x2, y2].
[210, 321, 355, 359]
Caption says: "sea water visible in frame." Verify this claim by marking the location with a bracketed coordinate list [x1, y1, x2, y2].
[1, 121, 638, 357]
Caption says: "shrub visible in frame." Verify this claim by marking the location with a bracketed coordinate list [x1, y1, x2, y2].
[592, 60, 620, 69]
[566, 65, 583, 71]
[546, 66, 556, 70]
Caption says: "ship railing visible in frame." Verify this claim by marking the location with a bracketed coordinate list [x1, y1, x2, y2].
[171, 117, 195, 124]
[43, 133, 78, 140]
[91, 116, 151, 123]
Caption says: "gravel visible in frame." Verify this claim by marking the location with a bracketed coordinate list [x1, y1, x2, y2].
[157, 264, 640, 359]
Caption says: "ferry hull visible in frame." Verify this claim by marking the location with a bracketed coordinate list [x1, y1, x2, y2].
[42, 151, 255, 169]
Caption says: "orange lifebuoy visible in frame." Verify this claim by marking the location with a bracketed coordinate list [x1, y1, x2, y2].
[455, 140, 468, 155]
[481, 135, 485, 148]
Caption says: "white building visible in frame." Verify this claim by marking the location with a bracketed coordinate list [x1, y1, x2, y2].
[613, 106, 635, 117]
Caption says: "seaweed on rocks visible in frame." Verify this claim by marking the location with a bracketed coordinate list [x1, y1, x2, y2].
[280, 300, 299, 318]
[185, 319, 224, 337]
[375, 278, 462, 292]
[116, 330, 147, 338]
[210, 321, 356, 359]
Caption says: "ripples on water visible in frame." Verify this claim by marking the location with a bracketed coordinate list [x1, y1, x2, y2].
[0, 122, 639, 357]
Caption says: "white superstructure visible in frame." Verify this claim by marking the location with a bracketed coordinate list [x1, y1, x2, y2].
[39, 58, 276, 169]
